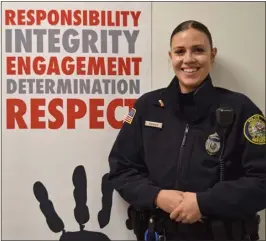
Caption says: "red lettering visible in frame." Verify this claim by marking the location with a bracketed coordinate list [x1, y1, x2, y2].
[121, 11, 129, 27]
[62, 57, 74, 75]
[5, 10, 16, 25]
[88, 57, 105, 75]
[118, 57, 130, 75]
[36, 10, 46, 25]
[132, 57, 142, 75]
[26, 10, 35, 25]
[48, 10, 59, 25]
[6, 57, 16, 75]
[32, 56, 45, 75]
[31, 99, 45, 129]
[67, 99, 86, 129]
[47, 57, 60, 75]
[76, 57, 86, 75]
[73, 10, 82, 26]
[48, 99, 64, 129]
[107, 99, 123, 129]
[90, 99, 104, 129]
[17, 10, 26, 25]
[108, 57, 116, 75]
[18, 56, 31, 75]
[90, 10, 100, 26]
[131, 11, 141, 27]
[6, 99, 27, 129]
[6, 98, 137, 130]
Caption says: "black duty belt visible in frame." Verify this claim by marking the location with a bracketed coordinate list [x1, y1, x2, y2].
[152, 210, 259, 241]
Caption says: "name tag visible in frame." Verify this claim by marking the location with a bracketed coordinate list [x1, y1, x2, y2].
[145, 121, 163, 129]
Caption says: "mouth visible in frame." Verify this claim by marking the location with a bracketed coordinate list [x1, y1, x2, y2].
[181, 67, 200, 73]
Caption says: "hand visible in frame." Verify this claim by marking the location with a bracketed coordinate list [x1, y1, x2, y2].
[33, 166, 111, 241]
[155, 190, 184, 213]
[170, 192, 202, 224]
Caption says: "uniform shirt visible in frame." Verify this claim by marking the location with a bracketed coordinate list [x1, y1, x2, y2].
[108, 75, 266, 219]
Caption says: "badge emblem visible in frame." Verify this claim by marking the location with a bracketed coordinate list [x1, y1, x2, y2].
[244, 114, 265, 145]
[205, 132, 221, 155]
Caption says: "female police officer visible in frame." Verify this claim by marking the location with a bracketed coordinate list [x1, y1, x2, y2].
[108, 20, 266, 240]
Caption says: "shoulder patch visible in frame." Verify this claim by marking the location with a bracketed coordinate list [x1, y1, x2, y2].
[124, 108, 136, 124]
[244, 114, 265, 145]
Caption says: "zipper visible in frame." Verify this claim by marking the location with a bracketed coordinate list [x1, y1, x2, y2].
[174, 124, 189, 189]
[219, 132, 226, 182]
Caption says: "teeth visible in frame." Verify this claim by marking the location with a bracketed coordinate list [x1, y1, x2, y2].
[183, 68, 198, 73]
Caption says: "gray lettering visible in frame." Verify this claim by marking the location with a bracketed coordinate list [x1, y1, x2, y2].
[109, 30, 122, 53]
[7, 79, 17, 94]
[91, 79, 102, 94]
[101, 30, 107, 53]
[15, 29, 32, 53]
[27, 79, 35, 94]
[102, 79, 111, 93]
[82, 30, 98, 53]
[49, 29, 60, 53]
[117, 79, 128, 94]
[57, 79, 72, 94]
[36, 79, 44, 94]
[111, 79, 116, 94]
[5, 30, 12, 52]
[129, 79, 140, 94]
[33, 29, 47, 53]
[44, 79, 55, 94]
[63, 29, 79, 53]
[124, 30, 139, 53]
[79, 79, 90, 94]
[19, 79, 27, 94]
[73, 79, 78, 94]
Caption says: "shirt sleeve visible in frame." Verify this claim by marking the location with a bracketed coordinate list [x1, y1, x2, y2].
[197, 99, 266, 219]
[108, 97, 161, 211]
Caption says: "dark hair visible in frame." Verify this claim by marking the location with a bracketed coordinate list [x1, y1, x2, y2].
[170, 20, 213, 48]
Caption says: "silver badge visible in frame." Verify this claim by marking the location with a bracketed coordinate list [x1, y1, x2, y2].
[205, 132, 221, 155]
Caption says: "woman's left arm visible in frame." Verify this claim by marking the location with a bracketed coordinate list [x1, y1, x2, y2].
[197, 99, 266, 219]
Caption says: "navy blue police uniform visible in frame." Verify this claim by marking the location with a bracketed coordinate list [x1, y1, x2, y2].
[108, 75, 266, 240]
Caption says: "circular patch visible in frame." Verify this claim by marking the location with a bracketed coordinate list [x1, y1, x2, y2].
[205, 132, 221, 155]
[244, 114, 265, 145]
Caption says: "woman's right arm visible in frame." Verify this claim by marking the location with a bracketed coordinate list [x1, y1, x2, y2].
[108, 97, 162, 211]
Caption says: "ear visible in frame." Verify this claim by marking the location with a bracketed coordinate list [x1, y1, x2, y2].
[211, 47, 217, 63]
[168, 50, 172, 59]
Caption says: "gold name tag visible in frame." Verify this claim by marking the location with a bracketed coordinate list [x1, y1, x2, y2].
[145, 121, 163, 129]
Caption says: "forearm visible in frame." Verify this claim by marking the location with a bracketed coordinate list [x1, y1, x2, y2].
[196, 177, 266, 218]
[109, 165, 161, 210]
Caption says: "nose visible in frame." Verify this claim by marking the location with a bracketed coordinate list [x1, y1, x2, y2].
[183, 51, 196, 63]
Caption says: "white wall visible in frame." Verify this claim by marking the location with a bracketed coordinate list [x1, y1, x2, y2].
[152, 2, 265, 239]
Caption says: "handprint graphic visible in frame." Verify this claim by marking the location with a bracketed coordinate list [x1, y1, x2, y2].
[33, 165, 113, 241]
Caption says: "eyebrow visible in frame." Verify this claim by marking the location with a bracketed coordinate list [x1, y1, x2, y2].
[173, 44, 206, 50]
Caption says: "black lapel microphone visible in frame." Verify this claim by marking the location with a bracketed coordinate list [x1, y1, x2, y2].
[216, 107, 234, 181]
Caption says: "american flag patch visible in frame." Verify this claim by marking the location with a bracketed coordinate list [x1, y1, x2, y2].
[125, 108, 136, 124]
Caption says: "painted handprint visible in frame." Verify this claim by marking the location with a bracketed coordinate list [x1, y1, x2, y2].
[33, 165, 114, 241]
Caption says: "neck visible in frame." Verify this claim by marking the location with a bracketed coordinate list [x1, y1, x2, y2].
[179, 84, 197, 94]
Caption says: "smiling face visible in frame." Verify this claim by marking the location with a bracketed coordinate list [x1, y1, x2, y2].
[169, 28, 217, 93]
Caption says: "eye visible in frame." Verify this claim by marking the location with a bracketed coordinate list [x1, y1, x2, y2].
[194, 47, 205, 53]
[175, 49, 185, 55]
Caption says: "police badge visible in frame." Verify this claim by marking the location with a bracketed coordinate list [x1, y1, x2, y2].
[205, 132, 221, 155]
[244, 114, 266, 145]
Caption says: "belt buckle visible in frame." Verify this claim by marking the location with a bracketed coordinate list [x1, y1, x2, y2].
[158, 235, 166, 241]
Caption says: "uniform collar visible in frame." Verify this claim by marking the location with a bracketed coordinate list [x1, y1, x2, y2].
[156, 74, 217, 121]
